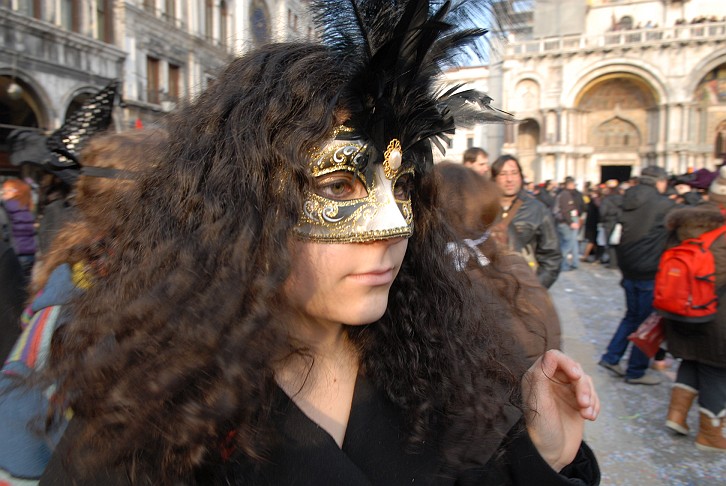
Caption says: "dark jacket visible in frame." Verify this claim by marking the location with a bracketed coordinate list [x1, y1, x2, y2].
[662, 205, 726, 368]
[4, 199, 36, 256]
[507, 191, 562, 288]
[598, 193, 623, 239]
[41, 376, 600, 485]
[554, 190, 583, 225]
[615, 183, 674, 280]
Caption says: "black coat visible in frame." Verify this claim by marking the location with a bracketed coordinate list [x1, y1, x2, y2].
[615, 183, 674, 280]
[40, 376, 599, 485]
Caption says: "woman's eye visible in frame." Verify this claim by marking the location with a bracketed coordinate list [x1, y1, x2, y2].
[315, 172, 368, 200]
[394, 173, 414, 200]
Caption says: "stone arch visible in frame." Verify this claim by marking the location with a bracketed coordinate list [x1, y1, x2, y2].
[692, 62, 726, 154]
[0, 71, 53, 173]
[62, 85, 103, 122]
[0, 68, 53, 129]
[686, 50, 726, 97]
[564, 61, 667, 108]
[516, 118, 540, 180]
[575, 73, 657, 148]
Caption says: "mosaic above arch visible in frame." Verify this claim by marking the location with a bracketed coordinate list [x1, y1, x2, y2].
[577, 76, 657, 111]
[696, 64, 726, 104]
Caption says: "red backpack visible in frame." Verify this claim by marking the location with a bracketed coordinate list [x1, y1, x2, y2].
[653, 226, 726, 323]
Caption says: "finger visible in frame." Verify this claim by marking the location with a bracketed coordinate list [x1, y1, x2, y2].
[576, 375, 600, 420]
[540, 350, 583, 383]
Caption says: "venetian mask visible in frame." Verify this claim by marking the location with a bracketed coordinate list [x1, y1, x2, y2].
[293, 128, 414, 243]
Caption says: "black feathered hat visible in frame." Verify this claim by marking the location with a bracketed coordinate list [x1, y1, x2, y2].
[311, 0, 514, 168]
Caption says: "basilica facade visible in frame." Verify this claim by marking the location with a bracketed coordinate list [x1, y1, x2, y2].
[441, 0, 726, 185]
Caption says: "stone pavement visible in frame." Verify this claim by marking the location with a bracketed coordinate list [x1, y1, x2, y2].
[550, 263, 726, 485]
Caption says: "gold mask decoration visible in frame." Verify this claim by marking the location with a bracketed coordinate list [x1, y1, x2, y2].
[293, 131, 414, 243]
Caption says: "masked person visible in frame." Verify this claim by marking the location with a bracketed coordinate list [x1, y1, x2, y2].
[37, 2, 600, 484]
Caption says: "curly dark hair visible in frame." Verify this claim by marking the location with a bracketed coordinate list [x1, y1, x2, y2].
[43, 43, 524, 483]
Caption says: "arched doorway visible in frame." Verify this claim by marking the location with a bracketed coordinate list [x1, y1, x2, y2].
[516, 118, 540, 181]
[0, 75, 45, 174]
[576, 74, 657, 181]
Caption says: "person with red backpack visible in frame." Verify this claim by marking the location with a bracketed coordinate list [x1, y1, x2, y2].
[660, 175, 726, 452]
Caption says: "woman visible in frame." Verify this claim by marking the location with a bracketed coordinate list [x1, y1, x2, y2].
[39, 2, 599, 484]
[663, 203, 726, 452]
[2, 178, 37, 281]
[435, 162, 561, 365]
[0, 129, 162, 482]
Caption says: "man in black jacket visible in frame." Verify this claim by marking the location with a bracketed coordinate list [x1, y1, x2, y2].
[491, 155, 562, 288]
[599, 166, 674, 385]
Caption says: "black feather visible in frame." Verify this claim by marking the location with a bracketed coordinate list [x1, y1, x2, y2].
[311, 0, 514, 168]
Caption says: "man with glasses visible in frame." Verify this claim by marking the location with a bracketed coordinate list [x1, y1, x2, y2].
[490, 155, 562, 289]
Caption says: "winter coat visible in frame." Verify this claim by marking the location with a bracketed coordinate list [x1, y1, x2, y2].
[598, 193, 622, 239]
[42, 377, 600, 485]
[615, 183, 674, 280]
[4, 199, 36, 256]
[505, 191, 562, 289]
[662, 205, 726, 368]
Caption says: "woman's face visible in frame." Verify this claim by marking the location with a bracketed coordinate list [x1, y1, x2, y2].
[284, 237, 408, 327]
[284, 129, 414, 327]
[1, 184, 16, 201]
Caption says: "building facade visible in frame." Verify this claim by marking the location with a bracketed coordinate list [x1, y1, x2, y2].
[0, 0, 312, 175]
[442, 0, 726, 185]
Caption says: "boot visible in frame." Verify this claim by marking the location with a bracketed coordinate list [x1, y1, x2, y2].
[665, 384, 697, 435]
[695, 409, 726, 452]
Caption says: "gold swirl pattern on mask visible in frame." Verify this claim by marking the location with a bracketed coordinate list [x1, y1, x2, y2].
[309, 141, 369, 179]
[294, 190, 413, 243]
[399, 200, 413, 225]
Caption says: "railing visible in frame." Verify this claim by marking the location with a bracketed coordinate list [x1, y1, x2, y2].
[505, 21, 726, 57]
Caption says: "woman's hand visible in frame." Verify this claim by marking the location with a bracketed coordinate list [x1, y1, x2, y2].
[522, 349, 600, 472]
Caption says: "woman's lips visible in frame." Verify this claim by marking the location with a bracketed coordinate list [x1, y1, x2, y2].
[348, 268, 395, 286]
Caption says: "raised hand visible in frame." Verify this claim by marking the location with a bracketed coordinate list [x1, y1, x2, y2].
[521, 349, 600, 472]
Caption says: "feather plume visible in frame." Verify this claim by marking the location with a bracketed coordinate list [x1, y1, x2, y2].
[311, 0, 514, 164]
